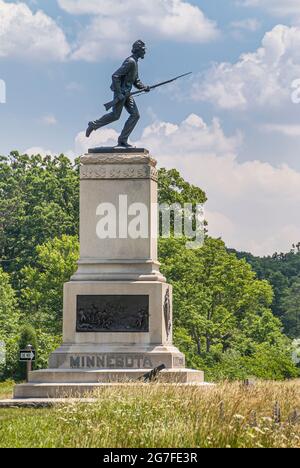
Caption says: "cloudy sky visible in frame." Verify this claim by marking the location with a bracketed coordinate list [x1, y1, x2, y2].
[1, 0, 300, 256]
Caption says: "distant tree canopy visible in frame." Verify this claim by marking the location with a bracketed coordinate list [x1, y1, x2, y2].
[232, 249, 300, 339]
[279, 278, 300, 339]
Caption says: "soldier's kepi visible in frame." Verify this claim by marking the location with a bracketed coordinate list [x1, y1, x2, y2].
[86, 40, 191, 148]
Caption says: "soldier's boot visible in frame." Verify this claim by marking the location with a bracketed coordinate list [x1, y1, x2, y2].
[117, 138, 133, 148]
[86, 122, 95, 138]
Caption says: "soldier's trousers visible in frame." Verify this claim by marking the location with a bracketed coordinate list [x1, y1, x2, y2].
[92, 94, 140, 143]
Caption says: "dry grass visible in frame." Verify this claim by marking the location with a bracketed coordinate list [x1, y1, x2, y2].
[0, 380, 299, 448]
[0, 381, 14, 400]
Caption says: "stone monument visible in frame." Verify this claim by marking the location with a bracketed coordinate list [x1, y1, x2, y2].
[14, 148, 204, 398]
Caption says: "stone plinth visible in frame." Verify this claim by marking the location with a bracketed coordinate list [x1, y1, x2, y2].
[14, 148, 204, 399]
[72, 148, 164, 282]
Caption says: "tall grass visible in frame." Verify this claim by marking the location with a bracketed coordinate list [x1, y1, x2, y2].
[0, 381, 299, 448]
[0, 380, 14, 399]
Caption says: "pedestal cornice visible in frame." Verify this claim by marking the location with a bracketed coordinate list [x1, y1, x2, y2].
[80, 148, 158, 181]
[81, 148, 156, 167]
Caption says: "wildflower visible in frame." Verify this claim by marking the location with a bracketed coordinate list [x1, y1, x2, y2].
[234, 414, 245, 421]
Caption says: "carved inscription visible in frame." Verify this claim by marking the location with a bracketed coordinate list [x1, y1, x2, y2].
[70, 355, 154, 369]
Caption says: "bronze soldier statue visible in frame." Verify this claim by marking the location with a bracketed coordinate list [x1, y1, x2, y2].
[86, 40, 150, 148]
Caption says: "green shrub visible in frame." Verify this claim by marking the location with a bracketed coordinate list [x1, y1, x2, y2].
[0, 268, 21, 381]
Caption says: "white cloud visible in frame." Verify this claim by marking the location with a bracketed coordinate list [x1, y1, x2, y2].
[138, 114, 243, 157]
[73, 113, 300, 256]
[71, 17, 131, 62]
[24, 146, 75, 160]
[0, 0, 70, 61]
[230, 18, 261, 32]
[239, 1, 300, 18]
[192, 24, 300, 110]
[41, 114, 57, 126]
[75, 128, 119, 154]
[58, 0, 219, 61]
[65, 81, 84, 92]
[261, 123, 300, 136]
[1, 0, 218, 63]
[58, 0, 133, 15]
[24, 147, 53, 157]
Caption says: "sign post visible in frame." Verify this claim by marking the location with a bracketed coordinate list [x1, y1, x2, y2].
[19, 344, 36, 382]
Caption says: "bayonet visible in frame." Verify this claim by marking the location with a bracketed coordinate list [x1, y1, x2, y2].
[104, 72, 192, 111]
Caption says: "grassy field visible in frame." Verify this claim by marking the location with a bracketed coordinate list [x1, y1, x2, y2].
[0, 380, 299, 448]
[0, 381, 15, 400]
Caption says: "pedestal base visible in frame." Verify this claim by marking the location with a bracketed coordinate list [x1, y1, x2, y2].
[14, 368, 205, 398]
[49, 344, 186, 370]
[14, 343, 206, 398]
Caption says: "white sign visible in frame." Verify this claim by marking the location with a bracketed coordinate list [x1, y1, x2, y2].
[19, 350, 35, 361]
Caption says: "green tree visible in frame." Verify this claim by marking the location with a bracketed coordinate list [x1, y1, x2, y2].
[245, 343, 298, 380]
[158, 168, 207, 239]
[0, 152, 79, 281]
[0, 268, 20, 379]
[280, 277, 300, 339]
[159, 237, 297, 380]
[158, 168, 207, 206]
[19, 235, 79, 335]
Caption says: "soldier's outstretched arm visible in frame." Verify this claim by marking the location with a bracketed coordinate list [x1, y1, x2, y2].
[134, 76, 145, 90]
[134, 74, 150, 92]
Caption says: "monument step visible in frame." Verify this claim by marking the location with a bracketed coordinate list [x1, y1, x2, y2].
[29, 369, 146, 383]
[14, 369, 205, 398]
[28, 368, 204, 384]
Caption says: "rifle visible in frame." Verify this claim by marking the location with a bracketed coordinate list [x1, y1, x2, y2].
[104, 72, 192, 111]
[138, 364, 166, 383]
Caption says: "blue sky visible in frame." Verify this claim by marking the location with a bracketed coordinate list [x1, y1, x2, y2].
[1, 0, 300, 255]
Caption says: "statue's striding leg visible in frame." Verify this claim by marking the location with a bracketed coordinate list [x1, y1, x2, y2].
[118, 97, 140, 145]
[86, 96, 124, 138]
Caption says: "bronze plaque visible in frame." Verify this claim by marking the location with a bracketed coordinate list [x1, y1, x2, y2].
[76, 295, 149, 333]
